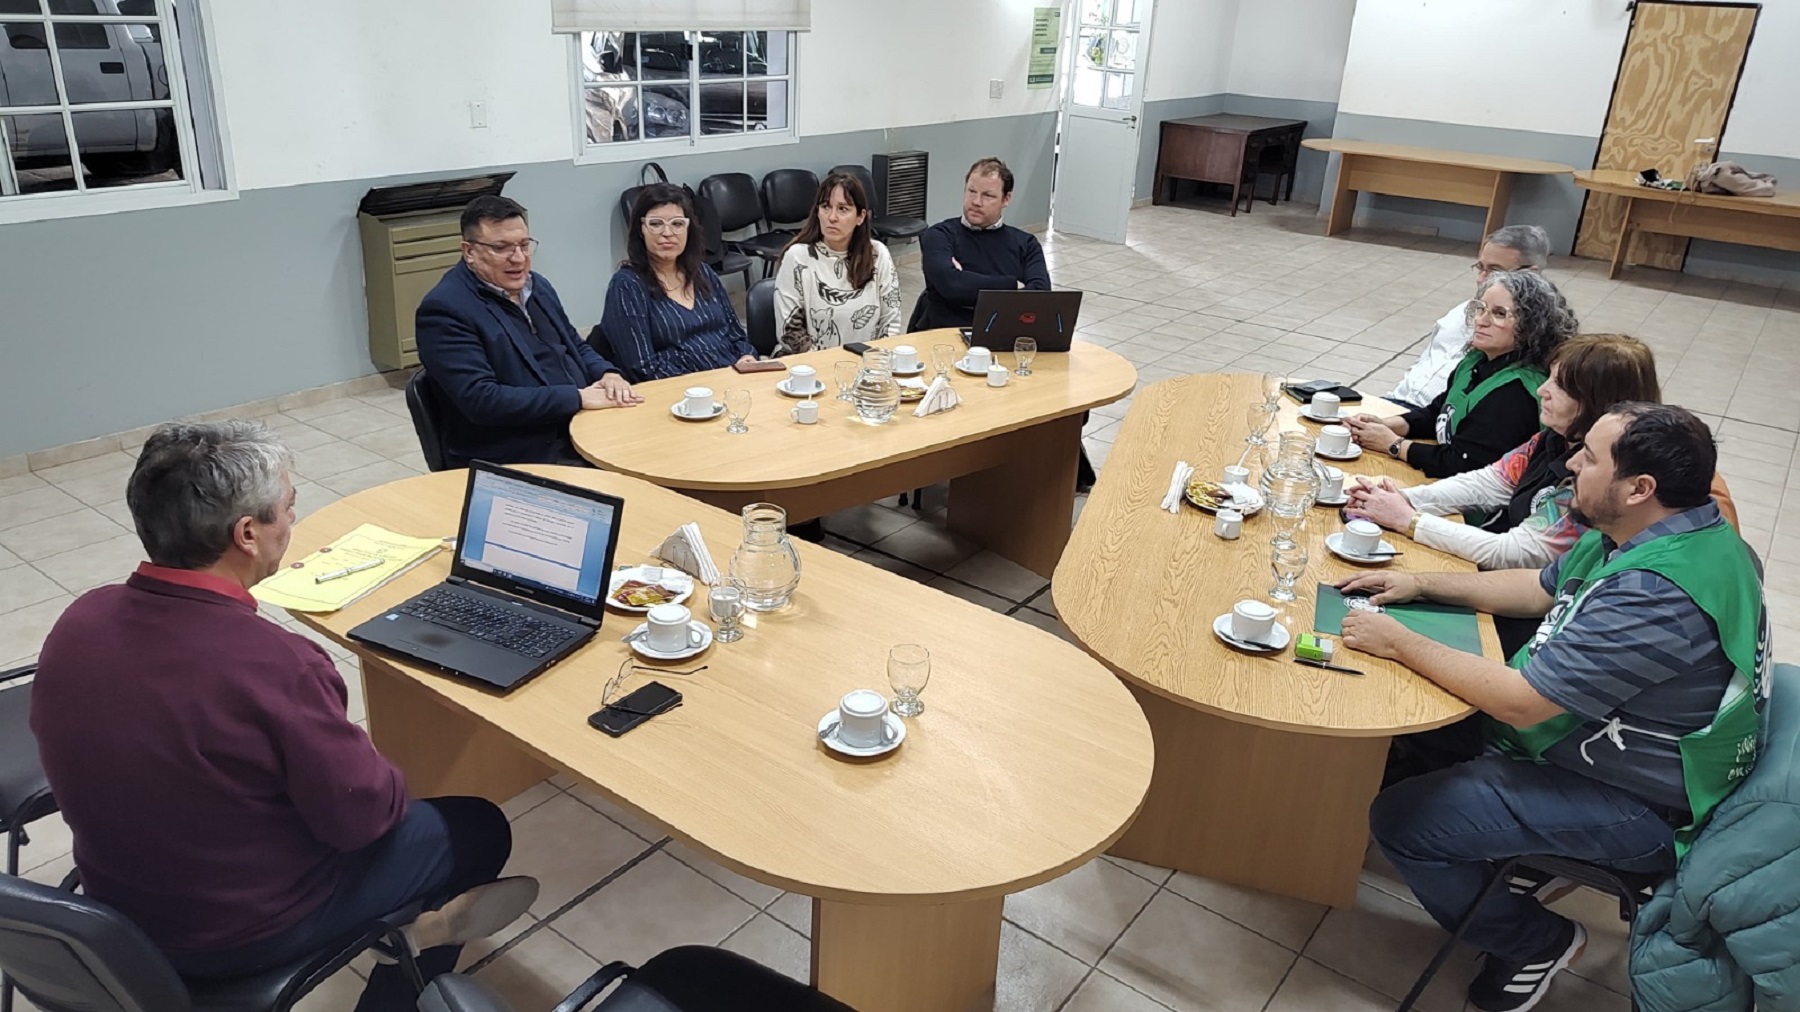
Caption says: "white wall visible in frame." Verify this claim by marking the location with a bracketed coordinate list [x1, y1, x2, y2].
[1721, 1, 1800, 159]
[1225, 0, 1354, 103]
[1142, 0, 1237, 100]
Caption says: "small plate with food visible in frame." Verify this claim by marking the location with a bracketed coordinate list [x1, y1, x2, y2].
[1183, 479, 1266, 517]
[607, 565, 696, 613]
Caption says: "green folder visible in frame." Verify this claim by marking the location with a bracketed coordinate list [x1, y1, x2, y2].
[1313, 584, 1486, 656]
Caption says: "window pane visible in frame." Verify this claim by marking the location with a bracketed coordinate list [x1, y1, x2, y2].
[62, 23, 167, 102]
[1113, 0, 1140, 26]
[75, 107, 179, 184]
[640, 83, 689, 138]
[755, 31, 788, 76]
[1107, 30, 1136, 71]
[47, 0, 100, 12]
[0, 25, 59, 105]
[1078, 30, 1105, 69]
[699, 31, 741, 78]
[0, 0, 44, 13]
[5, 113, 77, 193]
[755, 79, 787, 131]
[1080, 0, 1107, 26]
[583, 84, 637, 143]
[637, 31, 688, 81]
[1071, 62, 1102, 107]
[53, 20, 108, 49]
[697, 81, 742, 135]
[1102, 71, 1133, 110]
[581, 31, 637, 83]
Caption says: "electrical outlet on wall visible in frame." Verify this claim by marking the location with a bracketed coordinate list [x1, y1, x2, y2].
[469, 101, 488, 129]
[989, 79, 1004, 100]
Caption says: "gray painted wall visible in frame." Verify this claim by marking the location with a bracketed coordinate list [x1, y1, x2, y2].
[1132, 93, 1339, 211]
[0, 113, 1056, 457]
[1323, 112, 1800, 284]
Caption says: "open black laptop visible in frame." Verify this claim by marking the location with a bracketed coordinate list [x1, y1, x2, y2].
[350, 462, 624, 692]
[960, 289, 1084, 352]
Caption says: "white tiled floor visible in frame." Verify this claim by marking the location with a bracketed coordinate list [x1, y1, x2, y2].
[8, 199, 1798, 1010]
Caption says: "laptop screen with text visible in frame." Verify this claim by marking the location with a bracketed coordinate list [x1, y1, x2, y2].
[457, 468, 616, 608]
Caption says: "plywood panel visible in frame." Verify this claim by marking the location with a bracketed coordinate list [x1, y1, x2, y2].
[1574, 1, 1757, 269]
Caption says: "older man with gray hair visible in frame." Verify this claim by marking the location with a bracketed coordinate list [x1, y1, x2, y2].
[1388, 225, 1553, 410]
[31, 421, 535, 1011]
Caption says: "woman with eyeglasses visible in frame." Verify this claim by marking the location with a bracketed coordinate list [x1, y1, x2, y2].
[770, 172, 903, 356]
[603, 183, 758, 382]
[1346, 270, 1576, 478]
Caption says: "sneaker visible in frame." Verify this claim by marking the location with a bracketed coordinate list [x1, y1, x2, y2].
[377, 876, 540, 961]
[1467, 917, 1587, 1012]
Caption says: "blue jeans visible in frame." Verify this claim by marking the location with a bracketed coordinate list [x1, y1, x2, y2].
[1370, 755, 1676, 961]
[170, 796, 511, 1012]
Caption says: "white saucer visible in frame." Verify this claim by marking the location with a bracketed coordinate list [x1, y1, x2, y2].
[1211, 614, 1292, 653]
[955, 359, 992, 377]
[627, 620, 714, 660]
[777, 378, 828, 398]
[891, 362, 927, 376]
[816, 709, 907, 758]
[606, 565, 695, 613]
[1315, 443, 1364, 462]
[671, 401, 725, 421]
[1326, 532, 1397, 564]
[1314, 491, 1350, 507]
[1298, 406, 1347, 424]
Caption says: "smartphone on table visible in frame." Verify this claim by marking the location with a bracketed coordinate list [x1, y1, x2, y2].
[589, 681, 683, 738]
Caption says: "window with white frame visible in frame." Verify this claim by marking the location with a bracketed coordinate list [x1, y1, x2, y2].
[0, 0, 225, 205]
[574, 29, 794, 153]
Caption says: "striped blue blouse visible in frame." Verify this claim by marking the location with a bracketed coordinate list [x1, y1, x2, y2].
[602, 265, 756, 382]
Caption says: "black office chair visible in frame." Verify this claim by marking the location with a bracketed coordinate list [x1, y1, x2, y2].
[417, 945, 855, 1012]
[745, 279, 779, 358]
[1396, 853, 1663, 1012]
[621, 170, 753, 292]
[829, 163, 927, 246]
[0, 665, 58, 1012]
[405, 369, 454, 473]
[0, 872, 427, 1012]
[698, 173, 789, 275]
[759, 167, 818, 239]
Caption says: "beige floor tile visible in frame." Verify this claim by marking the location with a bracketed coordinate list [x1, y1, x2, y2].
[1099, 891, 1297, 1012]
[995, 920, 1091, 1010]
[292, 480, 343, 521]
[0, 565, 66, 613]
[1003, 855, 1157, 964]
[720, 913, 810, 983]
[0, 595, 74, 667]
[926, 574, 1013, 613]
[1102, 855, 1175, 887]
[943, 550, 1049, 604]
[663, 838, 784, 908]
[565, 784, 667, 842]
[1303, 883, 1476, 1012]
[334, 657, 366, 723]
[0, 507, 128, 562]
[500, 780, 562, 821]
[1014, 607, 1077, 644]
[16, 809, 72, 874]
[472, 927, 604, 1011]
[0, 486, 85, 533]
[766, 891, 812, 936]
[550, 852, 757, 965]
[1164, 873, 1328, 952]
[819, 502, 917, 545]
[846, 547, 934, 583]
[1062, 970, 1175, 1012]
[504, 794, 657, 918]
[1264, 956, 1405, 1012]
[869, 521, 982, 573]
[351, 424, 431, 461]
[32, 533, 144, 595]
[307, 404, 415, 441]
[317, 459, 425, 498]
[0, 473, 49, 499]
[292, 440, 387, 482]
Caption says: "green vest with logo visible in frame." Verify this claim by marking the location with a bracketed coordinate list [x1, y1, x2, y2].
[1492, 521, 1767, 861]
[1437, 350, 1547, 442]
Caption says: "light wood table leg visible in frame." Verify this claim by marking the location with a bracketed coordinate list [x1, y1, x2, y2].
[947, 414, 1081, 579]
[1324, 155, 1357, 235]
[1482, 171, 1514, 237]
[1609, 198, 1634, 280]
[361, 656, 552, 802]
[812, 896, 1004, 1012]
[1106, 683, 1387, 908]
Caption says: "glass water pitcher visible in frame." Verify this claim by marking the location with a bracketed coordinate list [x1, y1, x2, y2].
[1257, 431, 1324, 547]
[729, 502, 802, 612]
[852, 347, 900, 425]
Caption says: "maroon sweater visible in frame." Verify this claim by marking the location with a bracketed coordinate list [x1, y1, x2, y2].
[30, 566, 408, 953]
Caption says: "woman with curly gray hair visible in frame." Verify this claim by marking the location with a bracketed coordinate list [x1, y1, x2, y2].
[1347, 269, 1576, 478]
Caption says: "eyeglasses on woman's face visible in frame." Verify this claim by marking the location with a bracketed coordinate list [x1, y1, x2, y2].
[643, 217, 690, 234]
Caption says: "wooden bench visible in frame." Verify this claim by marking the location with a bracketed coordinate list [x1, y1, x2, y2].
[1303, 139, 1573, 239]
[1574, 168, 1800, 278]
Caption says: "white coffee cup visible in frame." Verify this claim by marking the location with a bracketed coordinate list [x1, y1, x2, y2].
[1230, 599, 1277, 644]
[1311, 391, 1341, 419]
[789, 364, 820, 392]
[1318, 424, 1353, 456]
[891, 345, 919, 372]
[1343, 518, 1384, 556]
[965, 346, 994, 372]
[986, 365, 1010, 387]
[645, 603, 701, 652]
[1214, 508, 1243, 540]
[1221, 464, 1251, 487]
[790, 399, 819, 424]
[1320, 465, 1345, 501]
[836, 689, 890, 748]
[683, 386, 714, 417]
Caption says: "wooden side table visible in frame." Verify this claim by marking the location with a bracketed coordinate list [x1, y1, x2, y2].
[1152, 114, 1307, 216]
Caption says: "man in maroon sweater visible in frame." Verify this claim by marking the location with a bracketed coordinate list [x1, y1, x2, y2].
[31, 421, 535, 1011]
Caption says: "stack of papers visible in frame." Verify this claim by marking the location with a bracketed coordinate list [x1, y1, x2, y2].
[252, 524, 444, 613]
[655, 522, 721, 585]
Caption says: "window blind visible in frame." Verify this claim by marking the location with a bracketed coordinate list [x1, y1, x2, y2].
[550, 0, 811, 32]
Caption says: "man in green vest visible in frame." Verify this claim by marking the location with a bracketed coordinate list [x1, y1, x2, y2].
[1337, 403, 1767, 1012]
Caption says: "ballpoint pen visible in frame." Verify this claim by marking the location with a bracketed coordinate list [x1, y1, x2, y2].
[1293, 657, 1365, 676]
[314, 558, 384, 583]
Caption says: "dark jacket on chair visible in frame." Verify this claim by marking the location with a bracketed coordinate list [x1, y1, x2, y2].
[415, 261, 623, 467]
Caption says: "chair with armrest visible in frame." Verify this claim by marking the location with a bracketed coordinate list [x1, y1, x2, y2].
[405, 369, 454, 473]
[0, 665, 58, 1012]
[745, 279, 779, 358]
[698, 173, 789, 278]
[417, 945, 855, 1012]
[829, 163, 926, 246]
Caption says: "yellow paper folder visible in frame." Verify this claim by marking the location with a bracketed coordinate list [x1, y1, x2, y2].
[252, 523, 443, 613]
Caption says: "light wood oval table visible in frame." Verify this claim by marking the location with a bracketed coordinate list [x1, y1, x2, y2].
[289, 467, 1154, 1012]
[1052, 374, 1497, 908]
[570, 334, 1137, 579]
[1304, 138, 1574, 240]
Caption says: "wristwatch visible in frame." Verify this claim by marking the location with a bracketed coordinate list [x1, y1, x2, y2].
[1387, 439, 1405, 460]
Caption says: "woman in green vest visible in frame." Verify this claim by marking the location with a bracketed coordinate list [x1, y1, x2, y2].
[1346, 270, 1576, 478]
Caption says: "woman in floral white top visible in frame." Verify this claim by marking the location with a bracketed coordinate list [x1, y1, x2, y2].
[772, 171, 903, 355]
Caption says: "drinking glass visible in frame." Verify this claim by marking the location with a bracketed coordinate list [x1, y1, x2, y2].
[932, 344, 957, 381]
[1260, 372, 1284, 409]
[724, 389, 751, 434]
[708, 582, 744, 643]
[1014, 337, 1038, 377]
[834, 360, 858, 402]
[1270, 540, 1309, 602]
[888, 643, 931, 717]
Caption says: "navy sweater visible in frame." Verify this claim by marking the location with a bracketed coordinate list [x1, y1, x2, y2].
[911, 218, 1051, 331]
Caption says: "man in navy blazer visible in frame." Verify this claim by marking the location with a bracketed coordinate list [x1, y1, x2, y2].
[416, 195, 643, 467]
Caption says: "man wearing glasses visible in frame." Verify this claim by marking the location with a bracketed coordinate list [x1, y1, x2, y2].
[416, 195, 643, 468]
[1387, 225, 1552, 411]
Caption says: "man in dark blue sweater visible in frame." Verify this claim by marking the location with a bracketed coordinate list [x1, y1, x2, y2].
[909, 157, 1052, 331]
